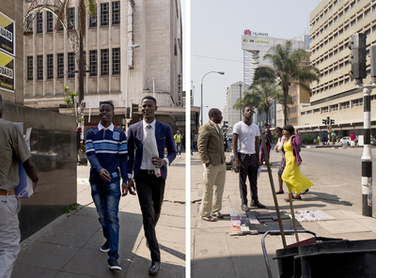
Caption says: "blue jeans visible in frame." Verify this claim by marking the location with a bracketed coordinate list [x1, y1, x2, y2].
[176, 143, 182, 155]
[90, 174, 121, 259]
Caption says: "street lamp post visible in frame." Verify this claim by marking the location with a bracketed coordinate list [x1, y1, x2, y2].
[239, 83, 242, 121]
[126, 43, 140, 123]
[200, 71, 224, 125]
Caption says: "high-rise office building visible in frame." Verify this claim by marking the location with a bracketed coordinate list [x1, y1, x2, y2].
[300, 0, 376, 138]
[22, 0, 183, 128]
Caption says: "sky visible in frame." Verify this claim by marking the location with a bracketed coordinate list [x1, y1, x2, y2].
[190, 0, 322, 124]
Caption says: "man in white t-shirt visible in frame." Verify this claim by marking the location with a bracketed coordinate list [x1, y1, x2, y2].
[232, 106, 267, 211]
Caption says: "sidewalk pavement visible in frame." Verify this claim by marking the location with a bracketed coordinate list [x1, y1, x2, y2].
[12, 156, 186, 278]
[190, 149, 376, 278]
[12, 148, 376, 278]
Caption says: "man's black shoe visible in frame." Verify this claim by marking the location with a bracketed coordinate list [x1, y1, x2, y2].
[251, 201, 267, 209]
[149, 261, 160, 276]
[107, 258, 122, 271]
[241, 204, 249, 211]
[100, 241, 110, 253]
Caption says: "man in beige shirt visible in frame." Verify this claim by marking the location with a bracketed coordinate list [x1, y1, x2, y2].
[197, 108, 226, 221]
[0, 95, 38, 278]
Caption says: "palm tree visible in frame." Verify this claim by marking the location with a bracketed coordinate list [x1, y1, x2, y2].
[253, 41, 319, 126]
[233, 81, 280, 123]
[55, 0, 96, 105]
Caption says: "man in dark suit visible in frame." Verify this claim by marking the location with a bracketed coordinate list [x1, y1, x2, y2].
[127, 96, 176, 276]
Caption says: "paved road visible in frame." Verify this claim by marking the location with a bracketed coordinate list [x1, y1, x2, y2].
[298, 146, 376, 216]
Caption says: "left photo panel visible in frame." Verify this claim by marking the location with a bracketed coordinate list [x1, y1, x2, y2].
[3, 0, 187, 277]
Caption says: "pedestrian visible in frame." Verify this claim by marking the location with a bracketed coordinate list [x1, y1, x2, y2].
[350, 133, 355, 148]
[260, 122, 272, 165]
[85, 101, 128, 271]
[197, 108, 226, 221]
[127, 96, 176, 276]
[193, 132, 198, 151]
[0, 95, 39, 278]
[274, 127, 285, 194]
[280, 125, 313, 201]
[232, 106, 267, 211]
[174, 129, 182, 157]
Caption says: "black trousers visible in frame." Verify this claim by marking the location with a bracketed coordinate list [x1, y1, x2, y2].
[238, 153, 259, 206]
[135, 170, 166, 262]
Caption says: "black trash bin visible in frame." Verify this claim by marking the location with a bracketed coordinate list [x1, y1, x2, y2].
[296, 239, 376, 278]
[274, 245, 302, 278]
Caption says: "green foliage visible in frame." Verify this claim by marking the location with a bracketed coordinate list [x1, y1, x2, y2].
[64, 203, 80, 213]
[63, 86, 77, 109]
[233, 81, 280, 122]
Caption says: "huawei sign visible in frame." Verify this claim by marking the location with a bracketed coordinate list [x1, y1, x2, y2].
[243, 29, 268, 37]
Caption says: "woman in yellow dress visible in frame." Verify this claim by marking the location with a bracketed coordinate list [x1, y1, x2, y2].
[280, 125, 313, 201]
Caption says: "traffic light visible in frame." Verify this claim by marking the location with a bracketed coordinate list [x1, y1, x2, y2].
[330, 119, 335, 125]
[349, 33, 367, 83]
[322, 119, 327, 125]
[370, 45, 376, 84]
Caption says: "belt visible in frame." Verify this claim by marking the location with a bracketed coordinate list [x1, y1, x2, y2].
[139, 169, 155, 175]
[239, 153, 256, 157]
[0, 189, 15, 196]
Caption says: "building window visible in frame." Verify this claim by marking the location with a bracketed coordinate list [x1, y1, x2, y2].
[352, 98, 363, 107]
[112, 48, 120, 75]
[57, 53, 64, 78]
[47, 11, 53, 33]
[340, 101, 349, 110]
[89, 7, 97, 27]
[330, 104, 338, 111]
[37, 55, 43, 80]
[313, 108, 320, 113]
[68, 8, 75, 30]
[100, 3, 109, 26]
[25, 14, 34, 33]
[89, 50, 97, 76]
[47, 54, 54, 79]
[101, 49, 109, 75]
[321, 106, 328, 113]
[68, 52, 75, 78]
[112, 2, 120, 24]
[37, 12, 43, 33]
[27, 56, 33, 81]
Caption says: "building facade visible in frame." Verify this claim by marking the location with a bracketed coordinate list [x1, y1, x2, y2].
[22, 0, 183, 129]
[224, 81, 243, 133]
[300, 0, 376, 139]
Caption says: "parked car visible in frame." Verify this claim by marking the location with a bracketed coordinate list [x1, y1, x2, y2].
[340, 136, 351, 146]
[227, 133, 233, 150]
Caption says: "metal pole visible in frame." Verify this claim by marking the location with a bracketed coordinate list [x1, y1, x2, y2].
[239, 83, 242, 121]
[200, 71, 225, 126]
[126, 44, 140, 123]
[361, 84, 373, 217]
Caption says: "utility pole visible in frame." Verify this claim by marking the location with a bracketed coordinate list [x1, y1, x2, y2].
[349, 33, 376, 217]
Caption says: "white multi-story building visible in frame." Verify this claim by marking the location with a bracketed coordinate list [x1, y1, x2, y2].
[22, 0, 183, 128]
[300, 0, 376, 138]
[241, 30, 310, 126]
[224, 81, 243, 133]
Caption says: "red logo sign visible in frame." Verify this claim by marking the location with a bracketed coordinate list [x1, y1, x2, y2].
[244, 29, 252, 36]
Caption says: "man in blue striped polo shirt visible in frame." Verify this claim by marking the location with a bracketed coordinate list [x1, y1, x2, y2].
[85, 101, 128, 271]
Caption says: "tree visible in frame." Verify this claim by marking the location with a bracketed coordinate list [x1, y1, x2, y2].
[253, 41, 319, 126]
[233, 81, 280, 123]
[55, 0, 96, 105]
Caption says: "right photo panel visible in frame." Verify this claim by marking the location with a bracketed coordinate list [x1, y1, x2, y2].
[190, 0, 376, 277]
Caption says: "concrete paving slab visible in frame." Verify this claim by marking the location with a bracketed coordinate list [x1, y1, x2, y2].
[11, 264, 59, 278]
[15, 241, 80, 271]
[317, 219, 371, 234]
